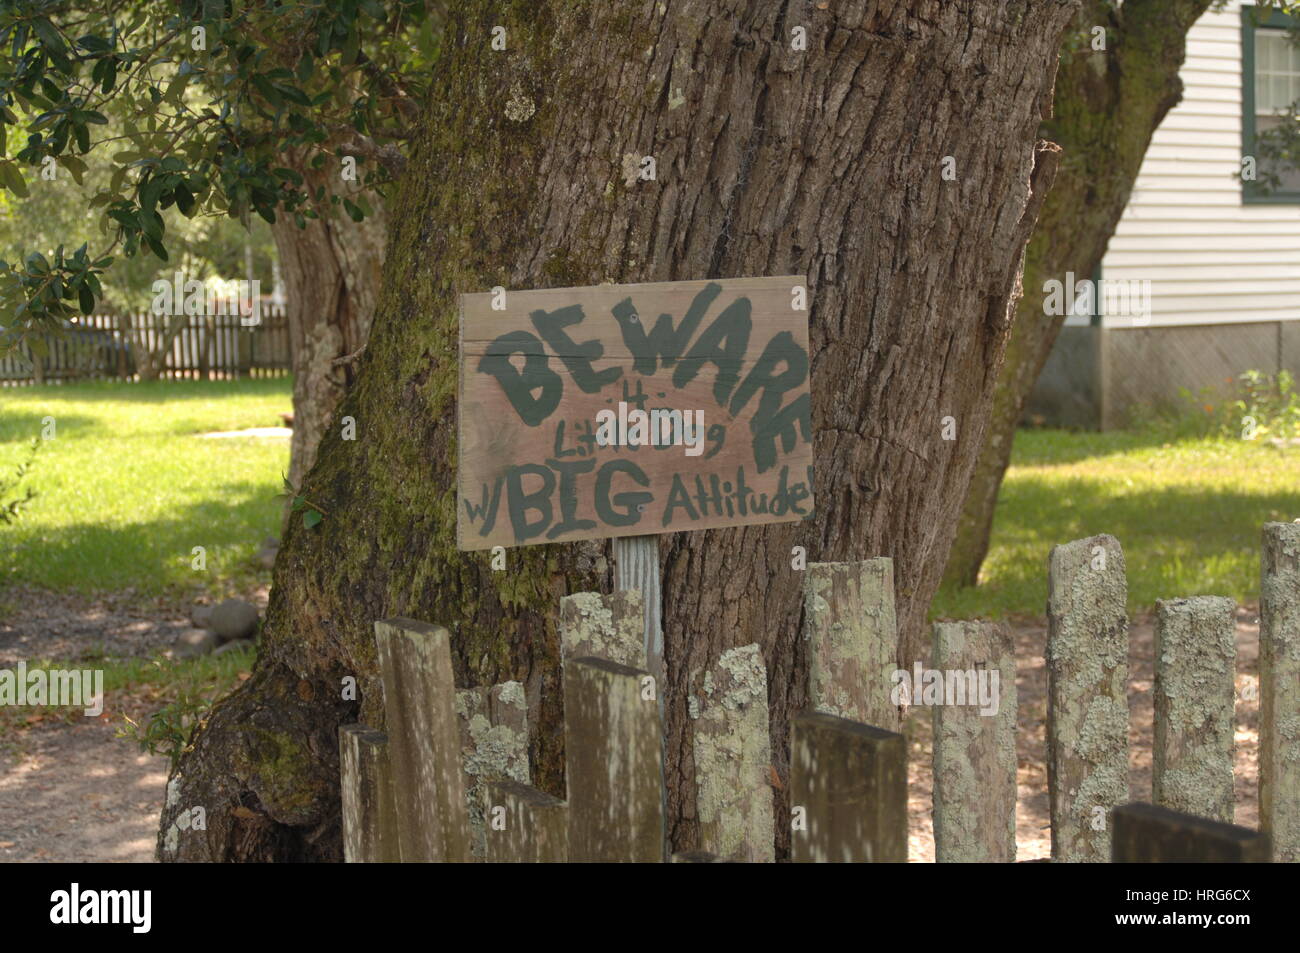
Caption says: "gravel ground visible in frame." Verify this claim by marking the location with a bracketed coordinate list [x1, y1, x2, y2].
[0, 586, 264, 863]
[0, 586, 194, 666]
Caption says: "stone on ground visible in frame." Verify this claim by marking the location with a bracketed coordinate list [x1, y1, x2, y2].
[209, 599, 259, 642]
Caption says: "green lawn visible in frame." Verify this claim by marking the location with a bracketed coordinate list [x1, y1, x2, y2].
[2, 379, 1296, 620]
[0, 378, 291, 595]
[932, 429, 1300, 620]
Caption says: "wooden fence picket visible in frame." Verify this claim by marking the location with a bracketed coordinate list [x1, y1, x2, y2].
[0, 308, 290, 385]
[337, 526, 1288, 864]
[1046, 534, 1130, 863]
[790, 711, 907, 863]
[1112, 803, 1270, 863]
[563, 656, 665, 862]
[483, 779, 568, 863]
[690, 644, 775, 862]
[802, 558, 901, 732]
[1152, 597, 1236, 823]
[1260, 521, 1300, 863]
[931, 620, 1017, 863]
[373, 618, 472, 862]
[338, 725, 400, 863]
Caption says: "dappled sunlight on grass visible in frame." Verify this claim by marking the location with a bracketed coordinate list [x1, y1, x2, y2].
[0, 378, 291, 593]
[933, 430, 1300, 620]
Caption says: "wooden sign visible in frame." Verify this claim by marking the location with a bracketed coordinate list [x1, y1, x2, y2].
[457, 276, 813, 550]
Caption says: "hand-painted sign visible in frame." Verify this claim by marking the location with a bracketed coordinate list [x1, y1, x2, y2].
[457, 276, 813, 550]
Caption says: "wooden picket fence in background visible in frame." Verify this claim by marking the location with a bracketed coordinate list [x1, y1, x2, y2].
[339, 522, 1299, 863]
[0, 308, 291, 385]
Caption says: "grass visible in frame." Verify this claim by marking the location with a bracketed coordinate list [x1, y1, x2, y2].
[2, 377, 1296, 624]
[0, 378, 291, 595]
[932, 428, 1300, 621]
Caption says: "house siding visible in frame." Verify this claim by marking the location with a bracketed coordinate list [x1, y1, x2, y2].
[1101, 0, 1300, 329]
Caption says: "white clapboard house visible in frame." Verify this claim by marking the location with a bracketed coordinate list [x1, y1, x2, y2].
[1030, 0, 1300, 428]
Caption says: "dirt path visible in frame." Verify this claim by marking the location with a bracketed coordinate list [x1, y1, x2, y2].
[0, 585, 195, 667]
[0, 587, 248, 864]
[0, 720, 167, 862]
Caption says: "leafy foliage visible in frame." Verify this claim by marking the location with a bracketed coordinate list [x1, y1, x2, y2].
[0, 435, 39, 523]
[1131, 369, 1300, 442]
[278, 472, 324, 529]
[116, 643, 258, 769]
[0, 0, 436, 353]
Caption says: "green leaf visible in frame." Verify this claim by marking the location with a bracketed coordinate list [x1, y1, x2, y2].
[59, 155, 87, 185]
[175, 182, 196, 217]
[0, 161, 27, 198]
[77, 34, 112, 54]
[31, 18, 63, 55]
[302, 509, 323, 529]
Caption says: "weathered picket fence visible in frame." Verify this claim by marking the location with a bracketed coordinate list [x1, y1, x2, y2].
[0, 308, 290, 385]
[339, 521, 1298, 863]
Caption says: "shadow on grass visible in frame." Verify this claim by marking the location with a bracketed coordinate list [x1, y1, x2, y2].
[932, 476, 1300, 621]
[1008, 426, 1218, 467]
[0, 412, 98, 443]
[0, 481, 280, 593]
[0, 376, 291, 406]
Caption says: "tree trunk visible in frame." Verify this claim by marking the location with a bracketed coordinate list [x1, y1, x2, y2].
[159, 0, 1078, 863]
[130, 311, 187, 382]
[943, 0, 1213, 588]
[271, 153, 387, 508]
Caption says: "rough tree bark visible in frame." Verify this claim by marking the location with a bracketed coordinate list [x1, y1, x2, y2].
[942, 0, 1213, 588]
[271, 151, 387, 504]
[159, 0, 1078, 862]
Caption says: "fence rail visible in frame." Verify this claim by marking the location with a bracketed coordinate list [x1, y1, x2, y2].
[0, 307, 291, 385]
[340, 522, 1298, 863]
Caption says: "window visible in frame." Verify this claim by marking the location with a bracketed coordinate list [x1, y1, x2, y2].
[1243, 8, 1300, 202]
